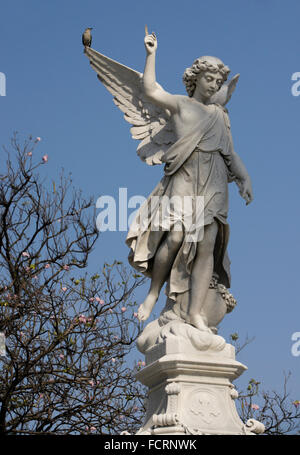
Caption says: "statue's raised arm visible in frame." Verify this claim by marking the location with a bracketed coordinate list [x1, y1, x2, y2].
[142, 31, 180, 115]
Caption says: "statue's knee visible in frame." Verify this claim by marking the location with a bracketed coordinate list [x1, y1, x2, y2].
[167, 229, 184, 249]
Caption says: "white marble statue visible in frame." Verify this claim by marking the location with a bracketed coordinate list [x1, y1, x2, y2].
[84, 28, 253, 335]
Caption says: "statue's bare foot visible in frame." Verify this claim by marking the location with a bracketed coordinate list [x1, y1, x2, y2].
[189, 314, 212, 333]
[137, 293, 158, 321]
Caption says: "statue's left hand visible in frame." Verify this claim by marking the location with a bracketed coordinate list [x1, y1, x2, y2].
[239, 176, 253, 205]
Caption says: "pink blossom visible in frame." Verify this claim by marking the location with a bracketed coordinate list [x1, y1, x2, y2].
[121, 307, 126, 313]
[89, 380, 95, 387]
[95, 297, 104, 304]
[22, 251, 30, 257]
[90, 426, 96, 432]
[251, 404, 259, 411]
[63, 264, 69, 271]
[42, 154, 48, 163]
[133, 312, 138, 318]
[109, 309, 113, 314]
[111, 358, 116, 363]
[78, 314, 87, 324]
[33, 275, 38, 280]
[35, 137, 41, 142]
[61, 287, 67, 292]
[59, 353, 64, 360]
[27, 151, 32, 156]
[44, 263, 50, 269]
[89, 297, 95, 302]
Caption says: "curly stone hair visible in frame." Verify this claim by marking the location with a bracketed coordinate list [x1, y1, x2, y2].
[183, 56, 230, 97]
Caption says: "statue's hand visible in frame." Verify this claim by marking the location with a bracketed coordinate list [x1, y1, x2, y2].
[144, 32, 157, 55]
[239, 176, 253, 205]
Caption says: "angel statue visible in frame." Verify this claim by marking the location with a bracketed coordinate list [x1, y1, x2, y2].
[84, 28, 253, 336]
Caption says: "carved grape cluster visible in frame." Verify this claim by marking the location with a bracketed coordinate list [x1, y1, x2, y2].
[217, 284, 237, 313]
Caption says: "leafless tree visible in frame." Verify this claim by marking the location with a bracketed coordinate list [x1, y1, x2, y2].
[0, 135, 146, 434]
[230, 334, 300, 435]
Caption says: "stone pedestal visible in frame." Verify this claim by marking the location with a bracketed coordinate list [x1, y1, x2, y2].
[135, 337, 264, 435]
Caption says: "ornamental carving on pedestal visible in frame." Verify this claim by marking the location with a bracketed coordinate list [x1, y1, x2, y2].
[189, 390, 221, 425]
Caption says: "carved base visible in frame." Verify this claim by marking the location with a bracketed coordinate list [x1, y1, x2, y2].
[135, 338, 264, 435]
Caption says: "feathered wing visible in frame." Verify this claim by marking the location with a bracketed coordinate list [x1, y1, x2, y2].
[84, 47, 176, 165]
[226, 74, 240, 103]
[209, 74, 240, 106]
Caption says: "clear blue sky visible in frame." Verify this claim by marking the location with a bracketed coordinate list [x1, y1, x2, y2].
[1, 0, 300, 403]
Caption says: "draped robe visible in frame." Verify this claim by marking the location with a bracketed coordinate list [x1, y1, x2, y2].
[126, 101, 234, 300]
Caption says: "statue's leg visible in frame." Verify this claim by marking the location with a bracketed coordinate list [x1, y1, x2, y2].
[188, 220, 219, 332]
[137, 227, 184, 321]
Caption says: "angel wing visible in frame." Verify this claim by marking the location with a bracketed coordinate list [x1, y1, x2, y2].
[84, 47, 176, 165]
[209, 74, 240, 106]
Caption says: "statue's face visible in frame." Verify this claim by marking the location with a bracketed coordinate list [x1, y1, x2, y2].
[196, 71, 223, 100]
